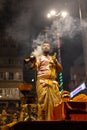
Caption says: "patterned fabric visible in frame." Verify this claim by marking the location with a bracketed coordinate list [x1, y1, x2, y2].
[37, 55, 57, 79]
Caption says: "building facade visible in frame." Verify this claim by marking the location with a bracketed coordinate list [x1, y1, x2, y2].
[0, 37, 23, 100]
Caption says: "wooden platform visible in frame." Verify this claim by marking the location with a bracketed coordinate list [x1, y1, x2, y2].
[5, 121, 87, 130]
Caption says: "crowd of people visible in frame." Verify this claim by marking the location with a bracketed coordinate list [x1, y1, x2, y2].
[0, 109, 20, 126]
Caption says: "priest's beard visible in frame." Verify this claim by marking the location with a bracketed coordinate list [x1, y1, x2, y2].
[43, 50, 49, 55]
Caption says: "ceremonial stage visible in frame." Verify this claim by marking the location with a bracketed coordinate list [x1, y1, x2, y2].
[2, 101, 87, 130]
[4, 120, 87, 130]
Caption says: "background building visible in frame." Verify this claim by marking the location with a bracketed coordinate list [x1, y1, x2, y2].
[0, 36, 23, 101]
[70, 55, 85, 87]
[69, 54, 87, 96]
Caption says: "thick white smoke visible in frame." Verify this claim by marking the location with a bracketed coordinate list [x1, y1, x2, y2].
[31, 45, 42, 57]
[33, 16, 87, 49]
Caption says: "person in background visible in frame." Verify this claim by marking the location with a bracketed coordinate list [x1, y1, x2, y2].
[24, 42, 63, 121]
[0, 109, 8, 125]
[61, 90, 71, 102]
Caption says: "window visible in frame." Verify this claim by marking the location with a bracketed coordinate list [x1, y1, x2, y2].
[9, 72, 14, 80]
[15, 72, 22, 80]
[0, 88, 20, 99]
[0, 72, 3, 80]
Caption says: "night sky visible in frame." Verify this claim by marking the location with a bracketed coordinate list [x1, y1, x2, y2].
[0, 0, 87, 90]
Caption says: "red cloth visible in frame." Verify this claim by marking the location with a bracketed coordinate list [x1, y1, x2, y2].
[52, 101, 87, 121]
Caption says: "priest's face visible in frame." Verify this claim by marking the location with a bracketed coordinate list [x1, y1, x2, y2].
[41, 43, 50, 54]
